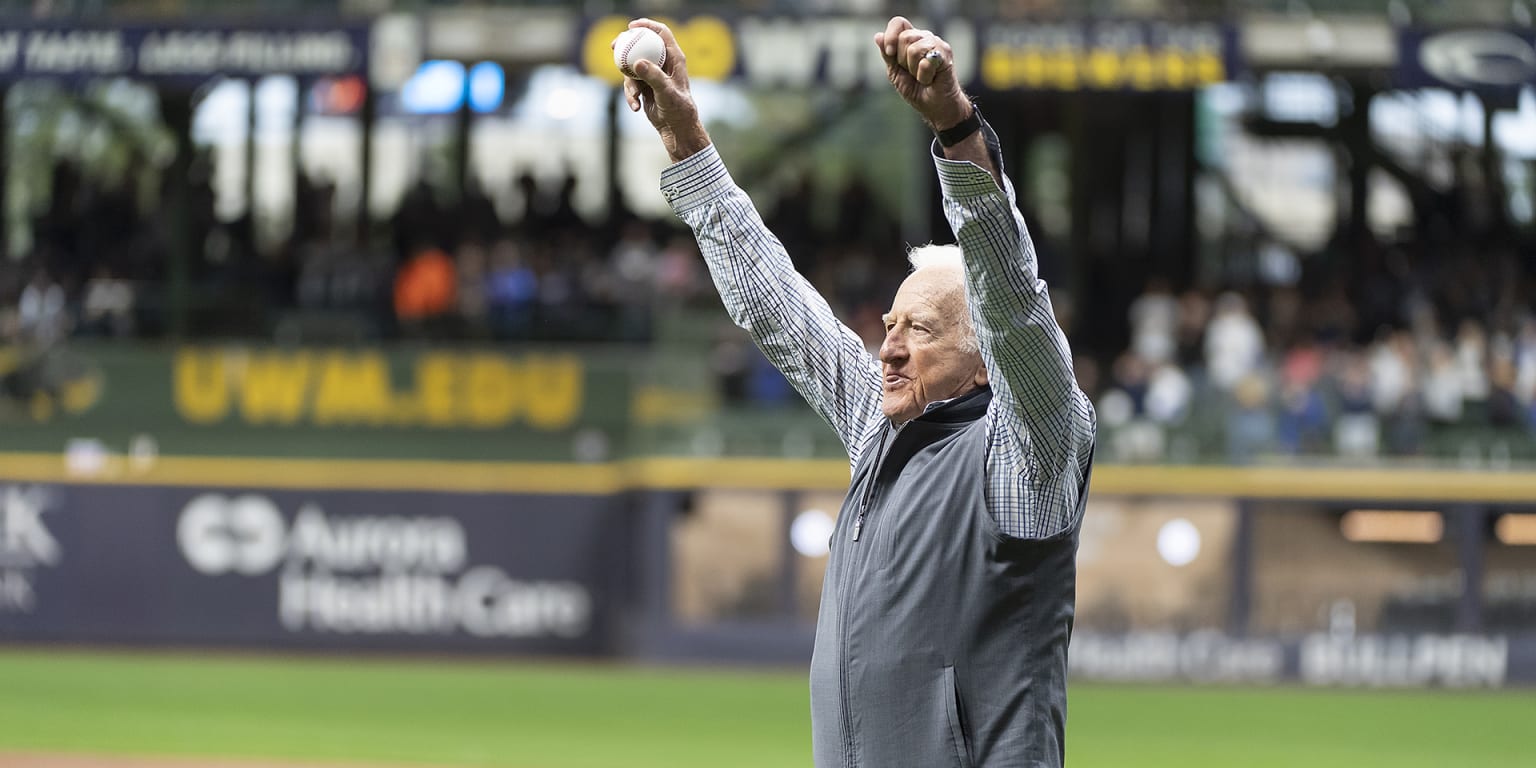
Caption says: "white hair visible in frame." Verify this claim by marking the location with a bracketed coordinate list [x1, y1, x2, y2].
[906, 243, 965, 273]
[904, 243, 979, 354]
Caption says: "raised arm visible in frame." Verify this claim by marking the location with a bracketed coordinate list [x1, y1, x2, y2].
[878, 17, 1094, 535]
[624, 19, 883, 458]
[937, 124, 1095, 489]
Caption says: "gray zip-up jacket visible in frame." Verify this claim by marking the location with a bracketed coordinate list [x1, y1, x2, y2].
[664, 123, 1095, 767]
[810, 386, 1089, 767]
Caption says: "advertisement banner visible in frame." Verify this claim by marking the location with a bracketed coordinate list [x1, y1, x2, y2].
[0, 21, 368, 83]
[0, 343, 695, 461]
[976, 19, 1233, 92]
[0, 482, 630, 655]
[578, 15, 1235, 92]
[1070, 630, 1532, 688]
[1397, 28, 1536, 92]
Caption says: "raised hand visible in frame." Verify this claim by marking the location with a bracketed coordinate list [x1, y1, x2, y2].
[874, 16, 971, 132]
[618, 18, 711, 163]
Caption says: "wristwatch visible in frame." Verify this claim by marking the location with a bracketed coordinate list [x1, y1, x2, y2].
[935, 103, 982, 147]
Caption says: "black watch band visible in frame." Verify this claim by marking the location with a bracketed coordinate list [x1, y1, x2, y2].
[934, 105, 982, 147]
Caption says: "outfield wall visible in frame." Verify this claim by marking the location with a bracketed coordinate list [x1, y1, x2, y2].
[2, 459, 1535, 688]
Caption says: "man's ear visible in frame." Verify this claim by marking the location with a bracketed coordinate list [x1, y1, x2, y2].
[974, 363, 989, 387]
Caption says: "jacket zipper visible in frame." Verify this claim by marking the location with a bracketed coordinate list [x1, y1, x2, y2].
[852, 424, 900, 541]
[840, 423, 901, 766]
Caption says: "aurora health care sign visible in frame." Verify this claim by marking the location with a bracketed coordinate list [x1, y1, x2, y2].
[0, 483, 628, 655]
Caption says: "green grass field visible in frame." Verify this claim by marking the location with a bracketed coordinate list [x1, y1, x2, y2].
[0, 650, 1531, 768]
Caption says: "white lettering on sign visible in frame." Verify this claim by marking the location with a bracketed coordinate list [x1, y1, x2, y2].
[222, 31, 356, 74]
[278, 567, 590, 638]
[138, 30, 356, 76]
[0, 571, 35, 613]
[734, 17, 975, 89]
[177, 494, 592, 640]
[1069, 631, 1285, 684]
[1300, 634, 1508, 688]
[287, 504, 465, 574]
[0, 486, 59, 569]
[137, 32, 224, 74]
[0, 485, 61, 616]
[24, 31, 128, 74]
[0, 32, 23, 71]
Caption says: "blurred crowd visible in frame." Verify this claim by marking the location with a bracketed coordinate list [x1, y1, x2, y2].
[3, 153, 1534, 463]
[0, 158, 719, 346]
[1089, 260, 1536, 464]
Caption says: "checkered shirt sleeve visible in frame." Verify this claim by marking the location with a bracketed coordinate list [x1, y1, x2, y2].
[663, 141, 1094, 539]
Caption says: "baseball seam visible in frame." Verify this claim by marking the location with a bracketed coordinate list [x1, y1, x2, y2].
[619, 31, 662, 78]
[621, 33, 641, 77]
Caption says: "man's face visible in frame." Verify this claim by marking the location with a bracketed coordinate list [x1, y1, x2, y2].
[879, 266, 987, 424]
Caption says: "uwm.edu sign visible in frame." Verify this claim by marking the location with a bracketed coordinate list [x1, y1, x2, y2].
[0, 22, 367, 82]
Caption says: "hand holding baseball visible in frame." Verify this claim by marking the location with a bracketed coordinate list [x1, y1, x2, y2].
[613, 27, 666, 80]
[874, 16, 970, 133]
[615, 19, 711, 164]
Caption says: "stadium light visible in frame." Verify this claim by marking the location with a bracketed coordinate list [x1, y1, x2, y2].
[1156, 518, 1201, 567]
[469, 61, 505, 113]
[1494, 514, 1536, 546]
[1340, 510, 1443, 543]
[791, 509, 835, 558]
[401, 60, 466, 114]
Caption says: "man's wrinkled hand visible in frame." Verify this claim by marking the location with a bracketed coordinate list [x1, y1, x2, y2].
[873, 16, 970, 132]
[617, 18, 711, 163]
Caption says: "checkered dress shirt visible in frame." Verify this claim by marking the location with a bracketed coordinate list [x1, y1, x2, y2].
[662, 128, 1095, 539]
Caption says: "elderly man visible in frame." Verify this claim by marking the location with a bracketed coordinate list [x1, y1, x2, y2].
[623, 16, 1096, 768]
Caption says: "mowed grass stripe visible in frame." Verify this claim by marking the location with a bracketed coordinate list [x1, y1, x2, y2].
[0, 650, 1532, 768]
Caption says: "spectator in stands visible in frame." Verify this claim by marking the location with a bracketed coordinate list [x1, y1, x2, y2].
[1175, 288, 1211, 369]
[1332, 351, 1380, 458]
[1421, 341, 1464, 427]
[487, 238, 538, 338]
[1225, 371, 1274, 463]
[1128, 276, 1178, 365]
[609, 219, 659, 302]
[655, 233, 704, 302]
[1269, 340, 1327, 455]
[393, 242, 457, 334]
[79, 266, 135, 338]
[18, 268, 68, 346]
[1205, 291, 1264, 392]
[1456, 319, 1491, 421]
[456, 242, 491, 337]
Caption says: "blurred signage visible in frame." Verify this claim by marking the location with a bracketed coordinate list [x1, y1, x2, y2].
[173, 348, 584, 431]
[0, 343, 676, 462]
[0, 22, 368, 82]
[577, 15, 1232, 92]
[1071, 631, 1517, 688]
[1398, 28, 1536, 92]
[979, 20, 1230, 92]
[0, 483, 626, 655]
[0, 485, 61, 615]
[1072, 631, 1286, 685]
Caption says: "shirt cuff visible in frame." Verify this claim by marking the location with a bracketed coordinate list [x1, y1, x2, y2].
[931, 121, 1007, 201]
[660, 144, 734, 215]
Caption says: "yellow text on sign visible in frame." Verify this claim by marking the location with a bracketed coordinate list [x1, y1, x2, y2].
[174, 349, 583, 430]
[582, 14, 735, 85]
[981, 46, 1224, 91]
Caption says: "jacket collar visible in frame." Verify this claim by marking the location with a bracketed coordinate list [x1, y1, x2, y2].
[907, 385, 992, 425]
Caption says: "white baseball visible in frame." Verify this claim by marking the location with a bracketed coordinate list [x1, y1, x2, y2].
[613, 27, 666, 80]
